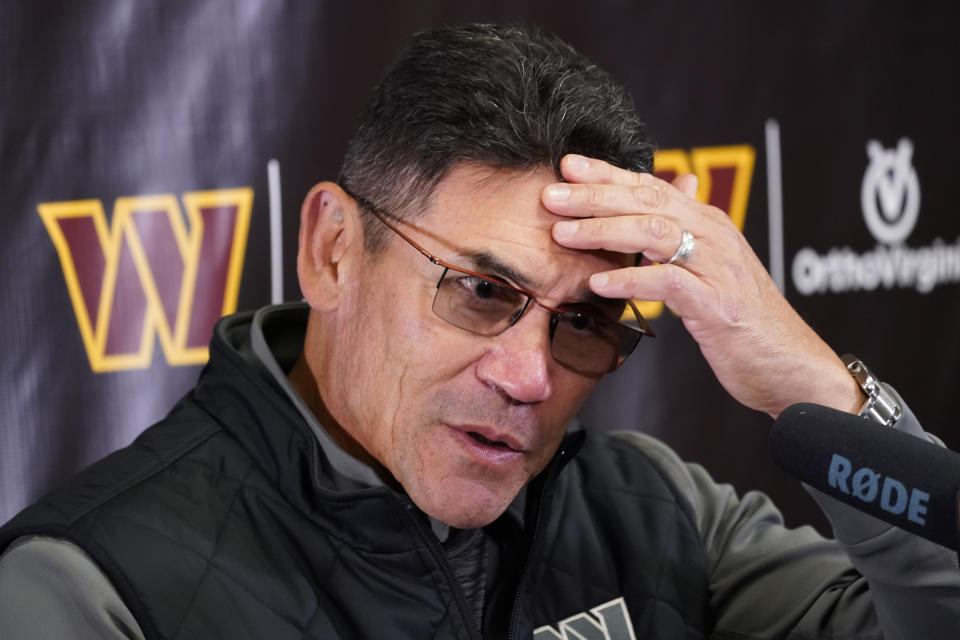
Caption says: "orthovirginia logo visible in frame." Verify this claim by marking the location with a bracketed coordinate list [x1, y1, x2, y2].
[861, 139, 920, 244]
[792, 138, 960, 295]
[39, 189, 253, 372]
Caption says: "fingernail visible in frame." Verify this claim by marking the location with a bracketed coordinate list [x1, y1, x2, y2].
[566, 154, 590, 172]
[590, 273, 610, 288]
[554, 220, 579, 237]
[545, 184, 571, 201]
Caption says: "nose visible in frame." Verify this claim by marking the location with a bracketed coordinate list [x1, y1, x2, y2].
[475, 310, 553, 404]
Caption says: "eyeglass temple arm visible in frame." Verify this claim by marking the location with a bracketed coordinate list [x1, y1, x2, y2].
[626, 299, 655, 338]
[359, 203, 444, 267]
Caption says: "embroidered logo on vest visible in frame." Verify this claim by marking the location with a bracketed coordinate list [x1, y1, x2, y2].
[533, 597, 637, 640]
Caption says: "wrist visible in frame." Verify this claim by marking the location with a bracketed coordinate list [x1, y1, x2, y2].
[766, 356, 863, 419]
[812, 359, 866, 415]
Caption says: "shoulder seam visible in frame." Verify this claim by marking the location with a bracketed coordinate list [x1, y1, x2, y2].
[58, 416, 224, 526]
[606, 431, 703, 537]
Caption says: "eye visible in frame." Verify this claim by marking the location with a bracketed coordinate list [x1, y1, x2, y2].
[566, 311, 596, 332]
[435, 272, 526, 334]
[472, 278, 496, 299]
[454, 276, 518, 304]
[557, 308, 619, 343]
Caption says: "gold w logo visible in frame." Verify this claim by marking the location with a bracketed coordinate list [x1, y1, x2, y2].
[632, 144, 756, 320]
[38, 189, 253, 372]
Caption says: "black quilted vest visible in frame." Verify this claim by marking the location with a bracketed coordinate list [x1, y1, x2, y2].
[0, 311, 711, 639]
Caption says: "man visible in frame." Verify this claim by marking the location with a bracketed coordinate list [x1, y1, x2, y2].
[1, 23, 957, 639]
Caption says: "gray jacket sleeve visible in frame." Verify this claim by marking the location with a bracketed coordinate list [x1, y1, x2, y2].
[614, 393, 960, 640]
[0, 535, 145, 640]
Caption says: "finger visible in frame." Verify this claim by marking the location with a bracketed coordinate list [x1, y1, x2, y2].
[543, 181, 679, 220]
[588, 264, 716, 322]
[672, 173, 699, 200]
[552, 214, 687, 263]
[560, 154, 664, 189]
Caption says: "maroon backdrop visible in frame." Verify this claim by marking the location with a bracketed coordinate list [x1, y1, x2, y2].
[2, 2, 957, 538]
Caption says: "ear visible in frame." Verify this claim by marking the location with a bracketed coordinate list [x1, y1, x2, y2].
[297, 182, 363, 311]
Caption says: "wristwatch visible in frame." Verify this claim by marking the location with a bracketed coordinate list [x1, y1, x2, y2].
[841, 354, 902, 427]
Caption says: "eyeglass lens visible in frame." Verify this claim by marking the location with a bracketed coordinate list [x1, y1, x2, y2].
[432, 267, 641, 374]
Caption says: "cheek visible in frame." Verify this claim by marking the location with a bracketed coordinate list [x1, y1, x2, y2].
[536, 375, 597, 446]
[349, 308, 474, 461]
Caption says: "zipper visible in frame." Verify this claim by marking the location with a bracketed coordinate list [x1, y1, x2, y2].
[401, 501, 484, 640]
[505, 441, 573, 640]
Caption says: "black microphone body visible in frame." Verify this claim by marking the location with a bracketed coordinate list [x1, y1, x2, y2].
[771, 403, 960, 552]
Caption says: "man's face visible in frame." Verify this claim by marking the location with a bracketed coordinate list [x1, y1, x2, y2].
[327, 164, 630, 528]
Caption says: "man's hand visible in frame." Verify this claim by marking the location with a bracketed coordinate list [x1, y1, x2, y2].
[542, 154, 863, 419]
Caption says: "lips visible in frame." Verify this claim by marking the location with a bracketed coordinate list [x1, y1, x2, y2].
[446, 423, 526, 466]
[449, 424, 524, 452]
[467, 431, 516, 450]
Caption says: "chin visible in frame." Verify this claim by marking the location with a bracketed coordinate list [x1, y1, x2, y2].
[414, 475, 521, 529]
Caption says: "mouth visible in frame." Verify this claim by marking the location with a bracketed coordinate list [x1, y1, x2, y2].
[466, 430, 518, 451]
[447, 424, 526, 465]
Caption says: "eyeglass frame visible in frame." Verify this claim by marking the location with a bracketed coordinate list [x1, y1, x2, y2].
[341, 187, 656, 374]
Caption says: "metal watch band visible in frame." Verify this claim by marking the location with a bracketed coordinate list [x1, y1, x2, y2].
[841, 353, 902, 428]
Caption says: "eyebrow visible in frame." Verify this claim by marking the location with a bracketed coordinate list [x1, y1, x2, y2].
[467, 251, 538, 290]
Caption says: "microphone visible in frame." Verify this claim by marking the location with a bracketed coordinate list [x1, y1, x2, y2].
[770, 403, 960, 552]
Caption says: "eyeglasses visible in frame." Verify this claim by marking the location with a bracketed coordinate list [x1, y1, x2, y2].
[348, 193, 654, 375]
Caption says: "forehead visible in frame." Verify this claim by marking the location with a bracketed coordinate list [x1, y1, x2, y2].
[406, 164, 630, 298]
